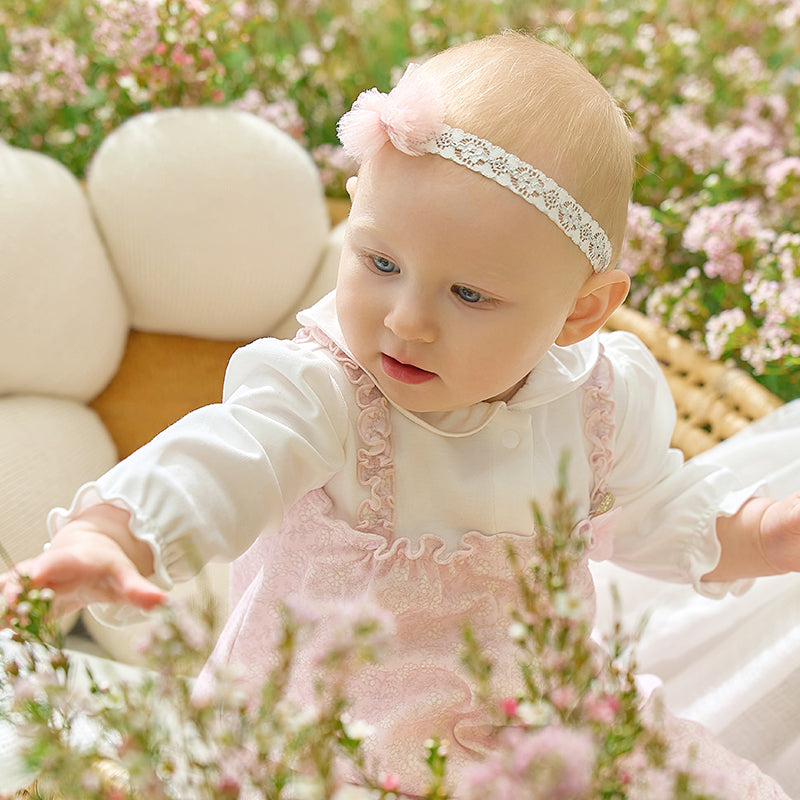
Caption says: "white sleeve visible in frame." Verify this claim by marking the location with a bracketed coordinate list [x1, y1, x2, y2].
[601, 331, 758, 598]
[48, 336, 351, 589]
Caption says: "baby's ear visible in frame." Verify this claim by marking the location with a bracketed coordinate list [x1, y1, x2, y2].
[346, 175, 358, 200]
[556, 270, 630, 346]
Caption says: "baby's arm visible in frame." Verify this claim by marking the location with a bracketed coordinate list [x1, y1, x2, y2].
[0, 504, 167, 618]
[1, 334, 351, 620]
[704, 492, 800, 582]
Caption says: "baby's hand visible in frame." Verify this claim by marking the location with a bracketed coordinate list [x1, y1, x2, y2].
[0, 505, 167, 619]
[758, 491, 800, 574]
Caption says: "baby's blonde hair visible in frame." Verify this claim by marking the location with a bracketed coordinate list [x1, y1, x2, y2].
[418, 31, 633, 268]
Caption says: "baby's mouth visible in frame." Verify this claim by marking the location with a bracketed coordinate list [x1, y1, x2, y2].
[381, 354, 437, 385]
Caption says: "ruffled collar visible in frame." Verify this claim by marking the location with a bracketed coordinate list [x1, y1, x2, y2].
[296, 291, 600, 437]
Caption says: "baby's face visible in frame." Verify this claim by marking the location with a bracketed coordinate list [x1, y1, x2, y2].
[336, 146, 589, 413]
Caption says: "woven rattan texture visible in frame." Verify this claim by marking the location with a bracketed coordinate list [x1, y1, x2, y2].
[605, 306, 783, 459]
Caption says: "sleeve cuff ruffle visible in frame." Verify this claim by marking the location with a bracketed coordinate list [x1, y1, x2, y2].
[688, 483, 767, 600]
[47, 482, 178, 628]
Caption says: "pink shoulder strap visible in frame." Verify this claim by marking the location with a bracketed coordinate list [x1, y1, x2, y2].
[582, 350, 616, 517]
[294, 326, 396, 535]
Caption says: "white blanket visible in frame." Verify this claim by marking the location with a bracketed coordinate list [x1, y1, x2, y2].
[594, 399, 800, 797]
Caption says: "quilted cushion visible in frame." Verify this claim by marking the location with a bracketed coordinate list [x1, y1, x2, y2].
[0, 395, 119, 632]
[87, 108, 330, 340]
[0, 144, 129, 401]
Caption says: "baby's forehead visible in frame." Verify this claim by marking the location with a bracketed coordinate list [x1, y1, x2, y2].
[351, 149, 589, 278]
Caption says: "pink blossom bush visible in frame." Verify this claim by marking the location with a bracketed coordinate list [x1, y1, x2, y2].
[461, 726, 595, 800]
[0, 480, 726, 799]
[1, 0, 798, 396]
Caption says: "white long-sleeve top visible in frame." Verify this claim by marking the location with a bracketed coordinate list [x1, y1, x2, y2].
[50, 291, 756, 622]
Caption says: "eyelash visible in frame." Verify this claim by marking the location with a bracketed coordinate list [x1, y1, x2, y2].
[366, 254, 493, 307]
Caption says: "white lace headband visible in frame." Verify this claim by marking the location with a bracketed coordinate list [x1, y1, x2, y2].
[337, 64, 612, 273]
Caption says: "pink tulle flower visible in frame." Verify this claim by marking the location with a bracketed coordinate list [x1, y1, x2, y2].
[337, 64, 447, 163]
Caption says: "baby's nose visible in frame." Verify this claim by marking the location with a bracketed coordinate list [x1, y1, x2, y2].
[384, 292, 437, 343]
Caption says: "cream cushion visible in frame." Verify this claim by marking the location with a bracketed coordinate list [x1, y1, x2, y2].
[272, 220, 346, 340]
[87, 108, 330, 340]
[0, 144, 129, 401]
[0, 109, 343, 667]
[0, 396, 120, 633]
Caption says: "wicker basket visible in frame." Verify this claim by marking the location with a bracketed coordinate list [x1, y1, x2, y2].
[12, 306, 784, 800]
[15, 760, 128, 799]
[605, 305, 783, 459]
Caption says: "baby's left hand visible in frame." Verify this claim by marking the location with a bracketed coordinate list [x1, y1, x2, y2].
[758, 491, 800, 574]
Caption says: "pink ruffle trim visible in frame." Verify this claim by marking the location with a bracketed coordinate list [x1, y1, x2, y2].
[295, 326, 396, 536]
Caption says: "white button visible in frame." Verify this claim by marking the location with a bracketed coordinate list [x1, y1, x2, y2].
[502, 430, 521, 449]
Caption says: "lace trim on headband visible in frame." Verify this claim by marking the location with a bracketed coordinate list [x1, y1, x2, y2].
[336, 63, 613, 273]
[430, 128, 612, 272]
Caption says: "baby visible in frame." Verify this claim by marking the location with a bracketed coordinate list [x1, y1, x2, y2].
[2, 30, 798, 797]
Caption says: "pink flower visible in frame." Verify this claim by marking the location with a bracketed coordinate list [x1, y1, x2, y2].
[171, 44, 193, 67]
[620, 203, 666, 276]
[461, 725, 595, 799]
[229, 90, 306, 141]
[550, 686, 576, 711]
[683, 199, 773, 283]
[720, 123, 777, 178]
[705, 251, 744, 283]
[500, 697, 519, 718]
[215, 775, 241, 798]
[654, 103, 723, 173]
[380, 773, 400, 792]
[2, 27, 89, 108]
[88, 0, 160, 66]
[184, 0, 210, 14]
[765, 156, 800, 198]
[585, 692, 621, 724]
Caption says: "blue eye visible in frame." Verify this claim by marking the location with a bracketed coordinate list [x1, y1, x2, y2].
[371, 255, 398, 274]
[452, 285, 486, 304]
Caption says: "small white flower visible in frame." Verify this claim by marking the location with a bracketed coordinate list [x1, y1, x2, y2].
[516, 699, 554, 726]
[508, 621, 528, 642]
[341, 715, 375, 742]
[553, 590, 586, 620]
[283, 775, 324, 800]
[116, 74, 137, 90]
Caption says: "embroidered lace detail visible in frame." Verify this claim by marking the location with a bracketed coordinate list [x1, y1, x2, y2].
[430, 127, 612, 273]
[577, 351, 618, 561]
[582, 351, 616, 514]
[294, 326, 396, 535]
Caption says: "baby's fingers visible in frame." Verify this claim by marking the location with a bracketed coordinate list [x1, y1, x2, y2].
[112, 569, 168, 610]
[43, 561, 168, 618]
[2, 548, 166, 618]
[0, 568, 26, 610]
